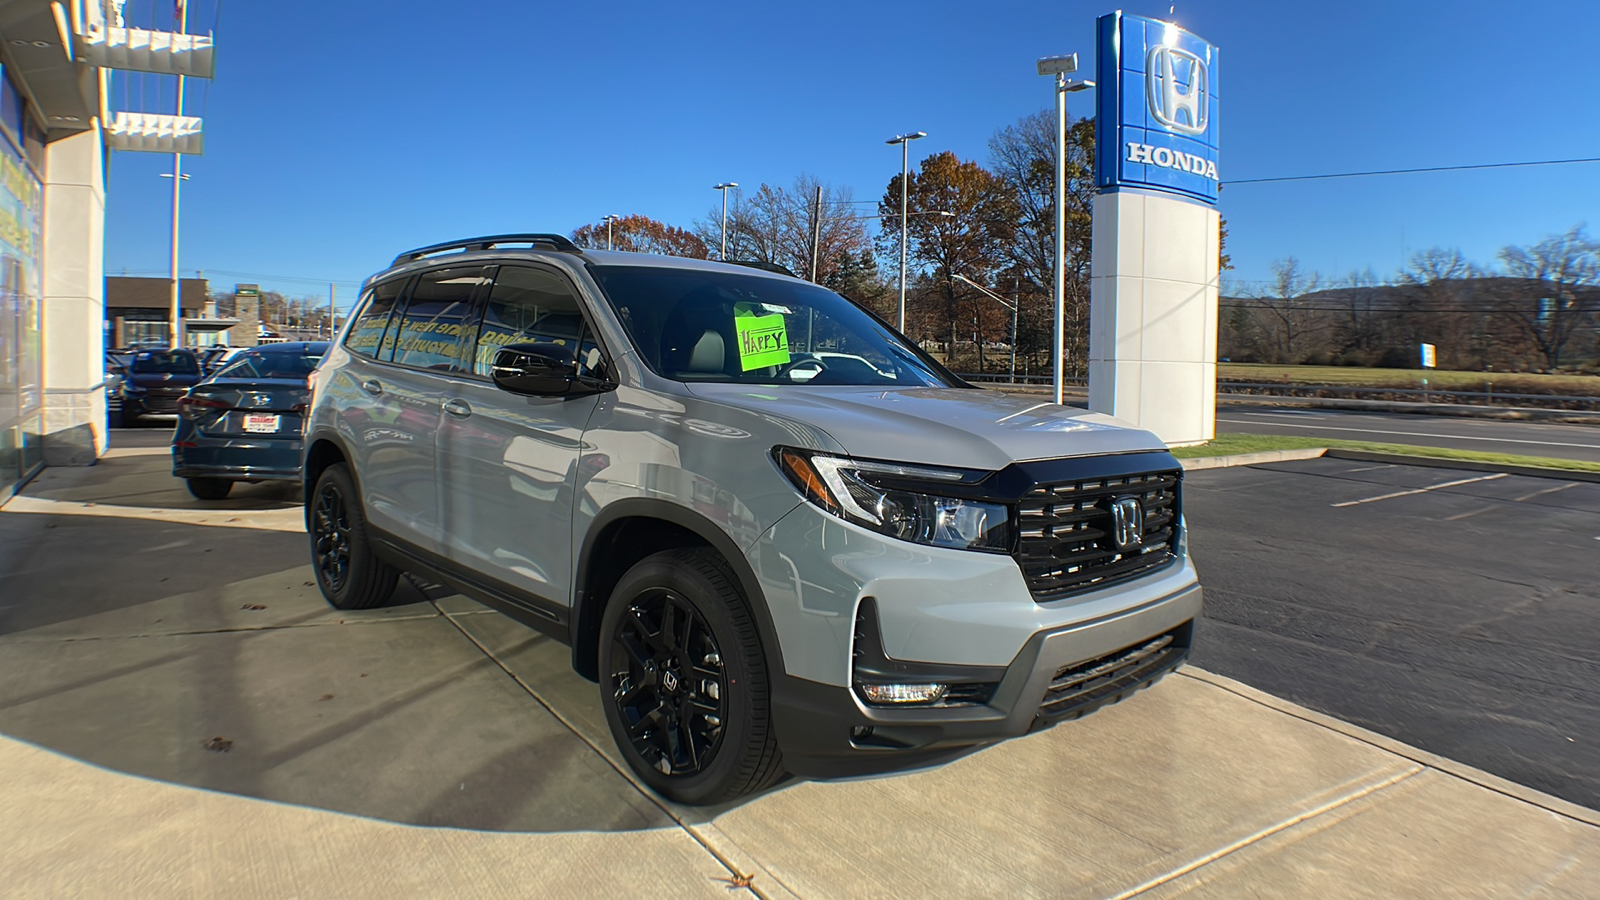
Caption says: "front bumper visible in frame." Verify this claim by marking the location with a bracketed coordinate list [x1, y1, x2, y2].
[772, 582, 1201, 778]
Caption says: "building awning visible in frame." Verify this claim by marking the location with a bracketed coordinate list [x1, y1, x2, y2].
[183, 318, 240, 334]
[80, 26, 214, 77]
[106, 112, 202, 154]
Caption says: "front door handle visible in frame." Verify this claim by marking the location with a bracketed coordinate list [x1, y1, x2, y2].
[442, 398, 472, 418]
[360, 379, 383, 396]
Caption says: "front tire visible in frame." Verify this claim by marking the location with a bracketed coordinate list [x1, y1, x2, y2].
[185, 477, 233, 500]
[599, 548, 785, 805]
[309, 463, 399, 610]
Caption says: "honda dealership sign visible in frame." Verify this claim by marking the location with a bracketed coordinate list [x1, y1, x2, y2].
[1095, 12, 1220, 205]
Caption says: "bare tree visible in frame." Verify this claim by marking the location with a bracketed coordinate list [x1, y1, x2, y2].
[1494, 226, 1600, 370]
[693, 177, 871, 283]
[1250, 258, 1327, 363]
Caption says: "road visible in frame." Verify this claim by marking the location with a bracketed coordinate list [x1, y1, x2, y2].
[1216, 406, 1600, 465]
[1185, 456, 1600, 810]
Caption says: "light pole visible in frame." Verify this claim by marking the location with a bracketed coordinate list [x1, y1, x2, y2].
[713, 182, 738, 260]
[602, 214, 620, 250]
[167, 0, 190, 348]
[953, 273, 1020, 385]
[1036, 55, 1094, 405]
[885, 131, 926, 333]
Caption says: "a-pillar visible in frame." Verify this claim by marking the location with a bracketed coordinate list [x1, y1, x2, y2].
[1087, 188, 1219, 446]
[40, 123, 107, 465]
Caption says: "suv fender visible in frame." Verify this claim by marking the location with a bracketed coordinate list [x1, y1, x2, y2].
[571, 497, 789, 685]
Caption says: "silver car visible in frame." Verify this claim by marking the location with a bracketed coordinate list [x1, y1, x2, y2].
[303, 234, 1201, 804]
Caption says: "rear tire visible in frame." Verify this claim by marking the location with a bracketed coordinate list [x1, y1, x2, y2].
[599, 548, 785, 805]
[309, 463, 399, 610]
[185, 477, 233, 500]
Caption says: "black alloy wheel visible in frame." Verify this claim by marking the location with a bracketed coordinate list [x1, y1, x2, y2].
[599, 549, 785, 805]
[309, 463, 398, 610]
[609, 586, 729, 777]
[311, 480, 352, 594]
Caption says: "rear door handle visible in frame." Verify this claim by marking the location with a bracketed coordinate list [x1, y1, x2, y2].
[361, 379, 383, 396]
[442, 398, 472, 418]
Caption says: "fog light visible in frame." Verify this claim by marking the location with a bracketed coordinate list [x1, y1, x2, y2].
[859, 683, 948, 705]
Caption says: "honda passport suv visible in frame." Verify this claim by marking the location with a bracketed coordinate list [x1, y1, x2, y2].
[303, 234, 1201, 804]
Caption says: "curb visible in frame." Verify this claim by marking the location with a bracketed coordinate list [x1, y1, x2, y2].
[1178, 667, 1600, 828]
[1218, 394, 1600, 424]
[1179, 447, 1327, 470]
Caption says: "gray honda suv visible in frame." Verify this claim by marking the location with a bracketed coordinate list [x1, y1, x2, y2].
[304, 234, 1201, 804]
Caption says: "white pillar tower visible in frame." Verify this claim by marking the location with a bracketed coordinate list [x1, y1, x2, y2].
[1088, 13, 1221, 446]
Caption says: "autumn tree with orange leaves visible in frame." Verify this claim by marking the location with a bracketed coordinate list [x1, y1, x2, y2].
[570, 214, 709, 259]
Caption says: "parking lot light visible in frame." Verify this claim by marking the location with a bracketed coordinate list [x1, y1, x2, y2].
[886, 131, 927, 333]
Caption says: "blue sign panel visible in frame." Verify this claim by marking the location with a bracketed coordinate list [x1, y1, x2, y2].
[1095, 12, 1220, 205]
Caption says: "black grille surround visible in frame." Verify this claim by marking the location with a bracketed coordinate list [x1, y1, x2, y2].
[1013, 461, 1181, 602]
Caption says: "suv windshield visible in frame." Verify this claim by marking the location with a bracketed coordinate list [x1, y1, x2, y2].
[130, 351, 200, 375]
[215, 351, 323, 380]
[591, 265, 961, 387]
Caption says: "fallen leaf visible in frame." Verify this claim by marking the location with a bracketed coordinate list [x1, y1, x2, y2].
[318, 693, 334, 702]
[44, 523, 56, 529]
[240, 604, 267, 611]
[303, 581, 315, 587]
[713, 872, 755, 890]
[360, 673, 368, 678]
[202, 736, 233, 753]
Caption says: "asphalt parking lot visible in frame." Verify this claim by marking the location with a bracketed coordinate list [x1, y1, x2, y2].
[1185, 456, 1600, 809]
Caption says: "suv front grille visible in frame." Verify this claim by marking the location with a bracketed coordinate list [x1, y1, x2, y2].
[1036, 626, 1190, 722]
[1014, 468, 1180, 601]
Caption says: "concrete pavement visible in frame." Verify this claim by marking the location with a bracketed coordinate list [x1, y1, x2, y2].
[2, 440, 1596, 898]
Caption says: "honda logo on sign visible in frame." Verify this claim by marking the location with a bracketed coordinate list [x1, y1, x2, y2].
[1108, 497, 1144, 553]
[1146, 45, 1208, 136]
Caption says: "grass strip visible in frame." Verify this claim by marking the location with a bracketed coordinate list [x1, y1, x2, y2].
[1171, 432, 1600, 474]
[1218, 363, 1600, 394]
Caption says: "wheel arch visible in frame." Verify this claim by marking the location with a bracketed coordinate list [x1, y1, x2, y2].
[572, 499, 784, 684]
[302, 433, 354, 530]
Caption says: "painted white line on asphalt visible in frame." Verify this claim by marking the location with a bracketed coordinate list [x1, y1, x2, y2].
[1513, 482, 1580, 502]
[1332, 473, 1508, 508]
[1341, 464, 1396, 474]
[1240, 410, 1327, 419]
[1444, 507, 1494, 522]
[1215, 417, 1600, 450]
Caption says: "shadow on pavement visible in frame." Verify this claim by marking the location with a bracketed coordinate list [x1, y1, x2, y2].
[0, 499, 678, 833]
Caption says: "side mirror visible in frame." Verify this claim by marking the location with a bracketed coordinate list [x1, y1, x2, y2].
[491, 343, 579, 396]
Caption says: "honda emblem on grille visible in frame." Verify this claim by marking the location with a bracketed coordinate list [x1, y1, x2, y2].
[1108, 496, 1143, 552]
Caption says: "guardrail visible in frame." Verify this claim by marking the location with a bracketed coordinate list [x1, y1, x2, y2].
[1218, 381, 1600, 410]
[955, 372, 1087, 387]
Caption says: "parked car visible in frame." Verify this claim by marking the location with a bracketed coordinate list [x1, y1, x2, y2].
[171, 342, 328, 500]
[302, 234, 1200, 804]
[119, 348, 203, 427]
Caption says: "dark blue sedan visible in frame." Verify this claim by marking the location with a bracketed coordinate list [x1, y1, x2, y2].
[172, 342, 329, 500]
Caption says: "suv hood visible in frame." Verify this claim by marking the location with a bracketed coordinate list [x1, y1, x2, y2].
[684, 384, 1168, 471]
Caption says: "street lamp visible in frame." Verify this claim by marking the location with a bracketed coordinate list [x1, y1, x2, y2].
[953, 273, 1020, 385]
[886, 131, 926, 333]
[1036, 53, 1093, 405]
[602, 214, 620, 250]
[713, 182, 738, 260]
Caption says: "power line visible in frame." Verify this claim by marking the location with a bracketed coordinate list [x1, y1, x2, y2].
[1225, 156, 1600, 186]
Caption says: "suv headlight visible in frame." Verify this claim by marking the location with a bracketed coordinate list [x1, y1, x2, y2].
[775, 448, 1011, 553]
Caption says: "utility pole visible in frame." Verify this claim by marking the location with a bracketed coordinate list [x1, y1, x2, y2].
[810, 185, 822, 283]
[329, 283, 336, 338]
[714, 183, 738, 260]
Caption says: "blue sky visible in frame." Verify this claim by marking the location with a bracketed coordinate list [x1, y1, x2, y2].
[103, 0, 1600, 307]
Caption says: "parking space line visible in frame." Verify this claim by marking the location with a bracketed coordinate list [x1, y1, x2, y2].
[1513, 482, 1580, 502]
[1332, 473, 1508, 507]
[1342, 464, 1396, 474]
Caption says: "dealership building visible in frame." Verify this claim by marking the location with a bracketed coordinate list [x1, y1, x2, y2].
[0, 1, 211, 497]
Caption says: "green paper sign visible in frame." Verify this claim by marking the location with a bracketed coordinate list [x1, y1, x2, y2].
[734, 311, 790, 371]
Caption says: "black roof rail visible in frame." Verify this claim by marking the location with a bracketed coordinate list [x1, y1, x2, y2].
[726, 259, 797, 278]
[390, 233, 582, 267]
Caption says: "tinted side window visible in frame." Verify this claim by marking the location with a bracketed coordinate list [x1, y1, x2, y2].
[345, 279, 405, 360]
[472, 266, 601, 377]
[391, 266, 490, 371]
